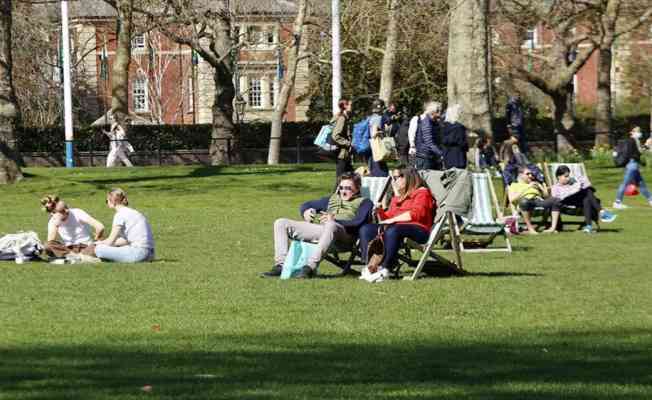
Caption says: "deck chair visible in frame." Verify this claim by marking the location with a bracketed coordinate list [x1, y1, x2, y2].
[321, 176, 392, 274]
[452, 172, 512, 252]
[505, 163, 551, 230]
[543, 162, 592, 228]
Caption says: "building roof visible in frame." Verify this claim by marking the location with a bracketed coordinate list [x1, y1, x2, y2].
[68, 0, 298, 19]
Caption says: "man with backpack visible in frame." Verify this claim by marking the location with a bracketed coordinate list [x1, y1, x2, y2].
[613, 126, 652, 209]
[414, 101, 443, 170]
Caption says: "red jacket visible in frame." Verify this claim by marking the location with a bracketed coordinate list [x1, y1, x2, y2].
[377, 187, 435, 231]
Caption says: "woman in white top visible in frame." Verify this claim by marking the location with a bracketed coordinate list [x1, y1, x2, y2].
[95, 188, 155, 263]
[40, 195, 105, 258]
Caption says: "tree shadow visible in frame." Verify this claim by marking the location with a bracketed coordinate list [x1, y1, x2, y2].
[1, 330, 650, 399]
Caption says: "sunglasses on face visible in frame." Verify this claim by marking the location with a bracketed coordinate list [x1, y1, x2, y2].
[392, 174, 404, 181]
[339, 186, 354, 192]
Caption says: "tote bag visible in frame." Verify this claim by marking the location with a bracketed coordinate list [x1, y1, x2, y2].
[280, 240, 320, 279]
[370, 136, 397, 162]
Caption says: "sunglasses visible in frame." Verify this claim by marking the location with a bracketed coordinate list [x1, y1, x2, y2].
[392, 174, 404, 181]
[338, 185, 354, 191]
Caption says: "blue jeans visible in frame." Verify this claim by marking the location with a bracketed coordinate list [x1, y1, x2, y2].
[616, 160, 652, 202]
[359, 223, 429, 271]
[95, 245, 155, 263]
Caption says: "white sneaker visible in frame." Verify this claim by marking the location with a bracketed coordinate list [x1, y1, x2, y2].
[612, 202, 629, 209]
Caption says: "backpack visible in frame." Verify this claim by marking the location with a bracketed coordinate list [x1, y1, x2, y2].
[613, 141, 628, 167]
[352, 117, 371, 155]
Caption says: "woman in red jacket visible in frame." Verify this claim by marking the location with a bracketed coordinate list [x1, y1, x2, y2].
[358, 166, 435, 278]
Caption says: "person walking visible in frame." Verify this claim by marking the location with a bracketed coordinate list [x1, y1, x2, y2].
[105, 121, 134, 167]
[414, 101, 443, 170]
[441, 104, 468, 169]
[506, 95, 527, 154]
[613, 126, 652, 209]
[330, 98, 354, 180]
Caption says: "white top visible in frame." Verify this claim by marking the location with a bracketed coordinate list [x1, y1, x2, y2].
[48, 208, 93, 246]
[113, 206, 155, 249]
[408, 116, 419, 149]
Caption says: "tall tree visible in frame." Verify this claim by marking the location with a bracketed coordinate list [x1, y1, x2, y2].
[378, 0, 400, 104]
[150, 0, 237, 165]
[0, 0, 22, 184]
[592, 0, 652, 146]
[268, 0, 308, 165]
[448, 0, 493, 136]
[108, 0, 135, 128]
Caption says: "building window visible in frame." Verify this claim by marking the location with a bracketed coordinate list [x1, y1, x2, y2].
[133, 77, 149, 112]
[188, 77, 194, 112]
[523, 28, 537, 49]
[245, 25, 276, 48]
[132, 34, 146, 50]
[269, 79, 276, 108]
[248, 77, 262, 108]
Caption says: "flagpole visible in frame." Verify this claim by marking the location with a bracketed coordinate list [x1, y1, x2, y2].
[331, 0, 341, 116]
[61, 0, 74, 168]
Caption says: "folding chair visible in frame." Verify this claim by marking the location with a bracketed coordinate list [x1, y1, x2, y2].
[451, 172, 512, 252]
[321, 176, 392, 274]
[543, 162, 592, 228]
[505, 163, 551, 229]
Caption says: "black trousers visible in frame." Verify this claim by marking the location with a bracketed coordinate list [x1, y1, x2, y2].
[336, 157, 353, 179]
[561, 188, 601, 226]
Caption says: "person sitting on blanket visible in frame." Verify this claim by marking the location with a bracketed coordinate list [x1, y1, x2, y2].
[548, 165, 617, 234]
[40, 195, 105, 259]
[262, 173, 374, 279]
[507, 166, 560, 235]
[358, 166, 435, 279]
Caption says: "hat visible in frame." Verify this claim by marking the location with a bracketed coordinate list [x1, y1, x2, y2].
[372, 99, 385, 113]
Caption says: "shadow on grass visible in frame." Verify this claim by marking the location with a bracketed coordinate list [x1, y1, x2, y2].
[1, 331, 650, 399]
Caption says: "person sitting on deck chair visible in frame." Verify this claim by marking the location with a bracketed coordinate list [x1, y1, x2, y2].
[358, 166, 435, 280]
[263, 173, 373, 279]
[508, 166, 560, 235]
[548, 165, 617, 234]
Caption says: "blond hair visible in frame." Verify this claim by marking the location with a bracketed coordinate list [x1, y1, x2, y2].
[107, 188, 129, 206]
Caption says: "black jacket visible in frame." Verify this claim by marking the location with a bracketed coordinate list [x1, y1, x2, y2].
[624, 137, 642, 164]
[441, 122, 468, 169]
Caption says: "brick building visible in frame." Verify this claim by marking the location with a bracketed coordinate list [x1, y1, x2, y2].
[68, 0, 311, 125]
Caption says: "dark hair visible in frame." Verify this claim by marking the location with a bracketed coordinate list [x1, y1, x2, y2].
[337, 98, 351, 117]
[395, 166, 425, 201]
[555, 165, 571, 178]
[338, 173, 361, 191]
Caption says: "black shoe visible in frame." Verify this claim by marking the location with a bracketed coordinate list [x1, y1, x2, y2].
[261, 264, 283, 278]
[295, 265, 315, 279]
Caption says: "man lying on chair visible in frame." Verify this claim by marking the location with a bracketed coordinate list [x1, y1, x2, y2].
[262, 173, 373, 279]
[358, 166, 435, 280]
[508, 166, 560, 235]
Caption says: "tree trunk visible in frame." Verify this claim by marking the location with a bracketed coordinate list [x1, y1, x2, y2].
[0, 0, 22, 184]
[447, 0, 492, 136]
[208, 18, 236, 166]
[594, 45, 613, 147]
[552, 93, 575, 154]
[378, 0, 399, 104]
[111, 0, 133, 127]
[267, 0, 308, 165]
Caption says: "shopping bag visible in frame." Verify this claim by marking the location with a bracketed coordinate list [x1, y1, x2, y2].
[280, 240, 320, 279]
[313, 124, 334, 149]
[371, 136, 391, 162]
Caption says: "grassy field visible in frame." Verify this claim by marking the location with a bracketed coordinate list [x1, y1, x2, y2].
[1, 163, 651, 399]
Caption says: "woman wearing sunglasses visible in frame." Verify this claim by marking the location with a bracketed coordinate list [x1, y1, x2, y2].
[263, 173, 373, 279]
[358, 166, 434, 280]
[40, 195, 105, 258]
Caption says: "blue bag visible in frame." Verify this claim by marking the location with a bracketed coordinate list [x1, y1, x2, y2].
[352, 117, 371, 155]
[314, 124, 334, 149]
[280, 240, 320, 280]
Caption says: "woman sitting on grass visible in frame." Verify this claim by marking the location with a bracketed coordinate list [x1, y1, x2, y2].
[358, 166, 435, 281]
[40, 195, 104, 258]
[95, 188, 155, 263]
[549, 165, 617, 234]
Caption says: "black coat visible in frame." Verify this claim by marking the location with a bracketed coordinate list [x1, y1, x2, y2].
[441, 122, 468, 169]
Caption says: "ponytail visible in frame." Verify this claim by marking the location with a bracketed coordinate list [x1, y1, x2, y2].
[107, 188, 129, 206]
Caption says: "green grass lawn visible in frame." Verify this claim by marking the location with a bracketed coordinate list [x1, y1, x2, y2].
[1, 163, 651, 399]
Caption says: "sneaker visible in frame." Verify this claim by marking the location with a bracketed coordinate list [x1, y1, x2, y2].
[581, 224, 594, 234]
[261, 264, 283, 278]
[599, 209, 617, 223]
[612, 202, 629, 209]
[294, 265, 316, 279]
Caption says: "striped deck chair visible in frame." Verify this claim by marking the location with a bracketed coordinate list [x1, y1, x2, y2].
[543, 162, 592, 227]
[322, 176, 392, 275]
[453, 172, 512, 253]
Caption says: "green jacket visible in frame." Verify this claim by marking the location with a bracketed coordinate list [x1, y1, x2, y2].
[331, 114, 352, 160]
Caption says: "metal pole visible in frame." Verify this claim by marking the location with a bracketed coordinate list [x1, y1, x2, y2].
[61, 1, 74, 168]
[331, 0, 341, 116]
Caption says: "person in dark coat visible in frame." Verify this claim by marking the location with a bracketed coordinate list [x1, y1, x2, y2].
[414, 101, 443, 170]
[441, 104, 468, 169]
[506, 95, 527, 154]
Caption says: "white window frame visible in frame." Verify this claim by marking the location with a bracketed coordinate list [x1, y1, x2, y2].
[132, 34, 146, 51]
[523, 27, 538, 49]
[243, 24, 277, 49]
[269, 78, 277, 108]
[133, 77, 149, 113]
[248, 77, 263, 108]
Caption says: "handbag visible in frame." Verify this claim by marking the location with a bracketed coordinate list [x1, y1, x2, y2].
[371, 136, 395, 162]
[366, 227, 385, 273]
[624, 183, 639, 196]
[280, 240, 320, 279]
